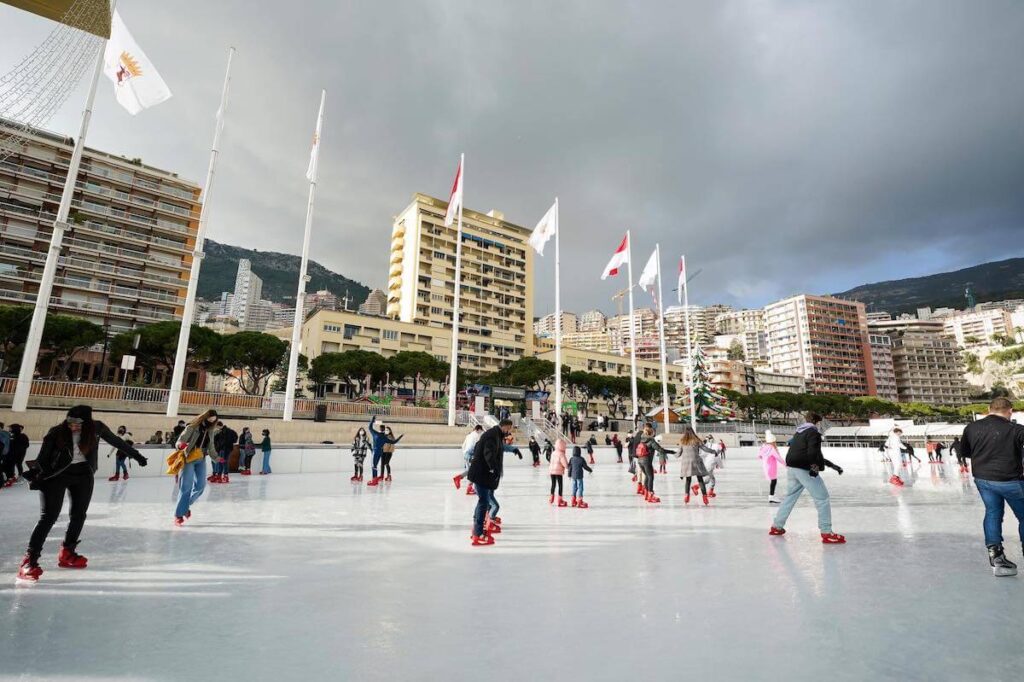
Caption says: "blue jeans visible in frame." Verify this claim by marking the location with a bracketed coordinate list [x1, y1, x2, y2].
[488, 490, 500, 519]
[772, 468, 832, 533]
[572, 478, 584, 497]
[115, 456, 128, 476]
[473, 484, 493, 537]
[175, 458, 207, 518]
[974, 478, 1024, 546]
[261, 451, 272, 474]
[372, 450, 382, 478]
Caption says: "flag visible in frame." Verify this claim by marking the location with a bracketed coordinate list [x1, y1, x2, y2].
[102, 11, 171, 115]
[528, 200, 558, 255]
[601, 234, 630, 279]
[638, 248, 658, 297]
[444, 156, 463, 227]
[305, 92, 325, 182]
[678, 256, 686, 304]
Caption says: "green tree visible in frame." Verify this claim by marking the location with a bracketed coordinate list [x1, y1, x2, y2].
[41, 315, 105, 379]
[219, 332, 289, 396]
[388, 351, 447, 400]
[0, 304, 33, 375]
[726, 340, 745, 361]
[110, 321, 223, 383]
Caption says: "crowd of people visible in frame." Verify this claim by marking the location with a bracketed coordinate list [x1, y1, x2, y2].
[5, 397, 1023, 581]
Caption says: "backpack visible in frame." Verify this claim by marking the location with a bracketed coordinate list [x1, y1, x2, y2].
[636, 441, 650, 458]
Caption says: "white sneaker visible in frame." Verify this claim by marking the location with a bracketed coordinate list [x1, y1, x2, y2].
[769, 495, 780, 504]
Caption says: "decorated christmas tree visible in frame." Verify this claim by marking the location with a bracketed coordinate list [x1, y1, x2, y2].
[687, 345, 731, 421]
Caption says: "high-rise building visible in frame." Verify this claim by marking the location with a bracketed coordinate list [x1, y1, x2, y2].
[764, 294, 875, 396]
[699, 304, 733, 343]
[230, 259, 263, 328]
[663, 305, 705, 354]
[534, 311, 578, 338]
[386, 193, 534, 373]
[356, 288, 386, 316]
[890, 330, 971, 406]
[243, 299, 275, 332]
[714, 309, 767, 362]
[608, 309, 657, 354]
[943, 309, 1015, 347]
[578, 309, 607, 332]
[869, 333, 899, 402]
[753, 368, 806, 394]
[561, 329, 612, 353]
[0, 118, 201, 335]
[304, 289, 339, 314]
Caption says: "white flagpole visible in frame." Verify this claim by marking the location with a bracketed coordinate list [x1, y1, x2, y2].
[283, 89, 326, 422]
[625, 230, 639, 420]
[681, 255, 697, 430]
[166, 47, 235, 417]
[654, 244, 670, 435]
[446, 153, 465, 427]
[12, 37, 111, 411]
[553, 197, 562, 421]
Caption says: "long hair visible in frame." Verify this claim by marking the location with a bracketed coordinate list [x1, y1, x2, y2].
[679, 426, 701, 447]
[355, 427, 367, 440]
[56, 419, 96, 454]
[188, 409, 218, 429]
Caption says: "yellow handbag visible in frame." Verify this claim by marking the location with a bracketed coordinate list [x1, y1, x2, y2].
[165, 447, 204, 475]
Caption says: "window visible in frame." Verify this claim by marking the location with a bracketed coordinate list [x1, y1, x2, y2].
[383, 330, 398, 341]
[324, 324, 341, 333]
[343, 324, 359, 340]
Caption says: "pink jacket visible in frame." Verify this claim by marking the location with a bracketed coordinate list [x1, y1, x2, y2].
[757, 444, 785, 480]
[549, 440, 569, 475]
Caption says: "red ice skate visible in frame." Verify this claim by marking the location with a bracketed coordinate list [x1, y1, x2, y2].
[821, 532, 846, 544]
[350, 475, 359, 482]
[108, 474, 120, 482]
[684, 494, 690, 504]
[207, 473, 218, 483]
[453, 475, 462, 490]
[466, 484, 476, 495]
[557, 496, 568, 507]
[692, 484, 699, 494]
[16, 554, 42, 583]
[636, 483, 644, 495]
[492, 516, 502, 525]
[487, 520, 502, 534]
[702, 494, 709, 506]
[769, 526, 786, 536]
[174, 516, 186, 527]
[577, 498, 589, 509]
[645, 491, 660, 504]
[889, 475, 905, 487]
[571, 496, 578, 507]
[221, 474, 229, 483]
[57, 545, 88, 569]
[549, 494, 555, 505]
[123, 472, 129, 480]
[471, 534, 495, 546]
[385, 475, 392, 482]
[708, 490, 717, 498]
[366, 477, 381, 487]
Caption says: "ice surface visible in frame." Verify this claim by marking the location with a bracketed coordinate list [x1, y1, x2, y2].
[1, 447, 1022, 681]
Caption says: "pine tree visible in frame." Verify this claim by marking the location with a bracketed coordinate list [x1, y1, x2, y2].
[688, 345, 728, 421]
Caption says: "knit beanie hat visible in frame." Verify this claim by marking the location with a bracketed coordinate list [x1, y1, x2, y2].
[764, 430, 776, 443]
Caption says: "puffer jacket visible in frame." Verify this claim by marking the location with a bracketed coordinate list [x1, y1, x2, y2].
[758, 443, 785, 480]
[567, 453, 592, 480]
[549, 441, 569, 475]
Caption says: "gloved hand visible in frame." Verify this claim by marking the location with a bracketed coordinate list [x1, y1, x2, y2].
[834, 465, 843, 475]
[133, 454, 149, 467]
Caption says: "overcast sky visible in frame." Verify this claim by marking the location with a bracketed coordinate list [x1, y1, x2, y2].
[3, 1, 1023, 316]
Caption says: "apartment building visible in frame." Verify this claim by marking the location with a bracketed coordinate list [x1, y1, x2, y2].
[534, 311, 578, 338]
[356, 289, 386, 316]
[386, 193, 533, 374]
[578, 309, 608, 332]
[0, 118, 201, 336]
[868, 333, 899, 402]
[714, 308, 767, 362]
[753, 368, 806, 394]
[764, 294, 875, 396]
[608, 308, 657, 354]
[663, 305, 707, 353]
[943, 309, 1015, 347]
[535, 346, 687, 394]
[562, 329, 612, 353]
[890, 330, 971, 406]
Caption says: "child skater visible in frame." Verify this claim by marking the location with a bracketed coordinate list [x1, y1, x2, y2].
[549, 439, 569, 507]
[676, 426, 716, 505]
[758, 430, 786, 503]
[543, 438, 554, 463]
[528, 436, 541, 467]
[568, 445, 593, 508]
[698, 439, 723, 498]
[350, 427, 370, 481]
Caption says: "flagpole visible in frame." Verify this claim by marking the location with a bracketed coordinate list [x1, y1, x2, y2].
[654, 244, 670, 435]
[11, 37, 110, 412]
[283, 89, 326, 422]
[166, 47, 235, 417]
[681, 255, 697, 430]
[446, 153, 465, 427]
[625, 230, 639, 420]
[553, 197, 562, 421]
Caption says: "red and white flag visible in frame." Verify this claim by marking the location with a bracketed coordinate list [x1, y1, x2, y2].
[444, 155, 464, 227]
[677, 256, 686, 304]
[601, 233, 630, 279]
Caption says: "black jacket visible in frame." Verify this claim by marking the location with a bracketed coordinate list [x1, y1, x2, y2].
[215, 427, 238, 452]
[7, 432, 29, 461]
[961, 415, 1024, 482]
[35, 420, 143, 479]
[785, 425, 825, 471]
[467, 425, 506, 490]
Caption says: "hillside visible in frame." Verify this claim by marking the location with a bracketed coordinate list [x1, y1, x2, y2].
[197, 240, 371, 306]
[833, 258, 1024, 314]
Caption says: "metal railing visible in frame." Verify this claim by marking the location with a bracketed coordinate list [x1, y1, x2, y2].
[0, 378, 447, 422]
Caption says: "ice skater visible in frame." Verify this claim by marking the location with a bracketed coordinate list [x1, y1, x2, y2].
[885, 427, 907, 487]
[568, 445, 593, 508]
[16, 406, 147, 583]
[959, 397, 1024, 577]
[170, 410, 220, 527]
[612, 433, 623, 463]
[380, 426, 403, 482]
[367, 416, 401, 486]
[677, 426, 714, 505]
[350, 427, 370, 481]
[210, 420, 237, 483]
[951, 436, 969, 474]
[453, 425, 483, 493]
[585, 437, 596, 465]
[466, 418, 514, 546]
[769, 412, 846, 544]
[2, 424, 28, 486]
[636, 425, 667, 503]
[758, 431, 786, 503]
[106, 425, 133, 482]
[528, 436, 541, 467]
[549, 438, 569, 507]
[543, 438, 554, 463]
[257, 429, 273, 475]
[239, 427, 256, 475]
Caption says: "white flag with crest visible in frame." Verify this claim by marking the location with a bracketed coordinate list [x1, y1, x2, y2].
[102, 11, 172, 115]
[528, 200, 558, 255]
[638, 248, 658, 297]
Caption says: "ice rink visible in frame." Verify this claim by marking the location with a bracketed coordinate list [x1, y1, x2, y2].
[1, 446, 1021, 681]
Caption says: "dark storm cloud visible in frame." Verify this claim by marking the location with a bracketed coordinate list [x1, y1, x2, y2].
[4, 0, 1023, 314]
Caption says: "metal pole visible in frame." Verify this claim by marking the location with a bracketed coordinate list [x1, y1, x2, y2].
[554, 197, 562, 420]
[681, 255, 697, 430]
[446, 153, 465, 427]
[654, 244, 670, 435]
[166, 47, 235, 416]
[625, 230, 639, 420]
[12, 37, 109, 412]
[283, 89, 326, 421]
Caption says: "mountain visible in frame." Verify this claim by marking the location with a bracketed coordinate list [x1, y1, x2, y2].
[197, 240, 372, 307]
[833, 258, 1024, 315]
